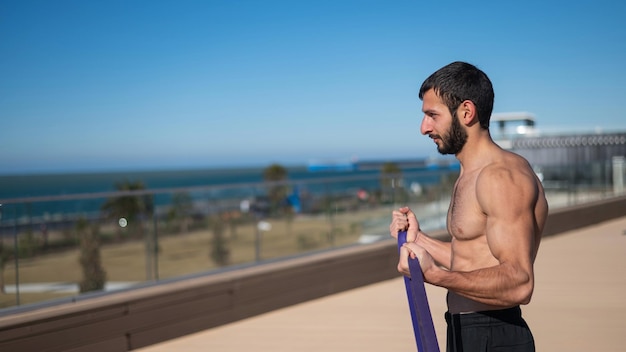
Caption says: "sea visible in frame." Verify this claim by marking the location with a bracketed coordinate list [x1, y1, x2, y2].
[0, 164, 457, 223]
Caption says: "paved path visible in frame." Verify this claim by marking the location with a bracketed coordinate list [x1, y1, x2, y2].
[138, 216, 626, 352]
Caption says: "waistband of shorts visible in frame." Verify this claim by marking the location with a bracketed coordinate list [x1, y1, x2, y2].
[445, 306, 523, 326]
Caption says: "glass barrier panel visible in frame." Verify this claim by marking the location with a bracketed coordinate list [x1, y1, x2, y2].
[1, 163, 623, 312]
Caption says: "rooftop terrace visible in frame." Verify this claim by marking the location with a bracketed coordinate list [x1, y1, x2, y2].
[138, 215, 626, 351]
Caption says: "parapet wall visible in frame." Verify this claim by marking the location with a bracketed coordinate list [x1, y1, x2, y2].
[542, 195, 626, 236]
[0, 195, 624, 351]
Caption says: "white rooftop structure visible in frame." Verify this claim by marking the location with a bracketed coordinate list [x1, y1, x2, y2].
[491, 112, 537, 149]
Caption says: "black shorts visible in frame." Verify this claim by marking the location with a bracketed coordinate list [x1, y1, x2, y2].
[445, 306, 535, 352]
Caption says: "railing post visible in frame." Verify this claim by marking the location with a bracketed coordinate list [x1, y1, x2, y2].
[255, 219, 261, 262]
[13, 206, 20, 306]
[613, 156, 625, 195]
[153, 208, 159, 281]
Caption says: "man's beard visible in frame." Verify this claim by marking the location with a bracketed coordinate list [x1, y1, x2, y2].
[433, 114, 467, 155]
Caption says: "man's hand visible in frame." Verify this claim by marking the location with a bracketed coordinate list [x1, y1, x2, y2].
[398, 242, 437, 282]
[390, 206, 421, 242]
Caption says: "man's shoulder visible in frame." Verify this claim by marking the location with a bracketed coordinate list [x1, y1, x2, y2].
[482, 150, 533, 176]
[476, 152, 537, 192]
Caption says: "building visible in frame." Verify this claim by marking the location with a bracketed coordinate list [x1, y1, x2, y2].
[492, 112, 626, 187]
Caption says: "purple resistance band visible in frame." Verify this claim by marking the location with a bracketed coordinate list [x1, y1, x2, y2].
[397, 231, 440, 352]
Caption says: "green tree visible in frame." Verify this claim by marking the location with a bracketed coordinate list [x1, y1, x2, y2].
[208, 216, 230, 266]
[380, 162, 404, 203]
[0, 242, 11, 294]
[76, 218, 107, 293]
[263, 163, 289, 215]
[167, 191, 194, 233]
[17, 230, 38, 258]
[101, 180, 153, 239]
[426, 170, 459, 202]
[222, 210, 242, 239]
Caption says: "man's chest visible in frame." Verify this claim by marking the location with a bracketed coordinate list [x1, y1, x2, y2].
[447, 175, 485, 240]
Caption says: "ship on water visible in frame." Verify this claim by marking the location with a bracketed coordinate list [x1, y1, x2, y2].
[307, 156, 459, 173]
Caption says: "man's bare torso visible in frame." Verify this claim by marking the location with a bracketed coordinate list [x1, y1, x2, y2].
[446, 150, 547, 314]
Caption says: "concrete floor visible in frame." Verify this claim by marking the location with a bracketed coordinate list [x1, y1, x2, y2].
[138, 216, 626, 352]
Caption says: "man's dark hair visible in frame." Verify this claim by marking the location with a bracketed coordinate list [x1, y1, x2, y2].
[418, 61, 494, 129]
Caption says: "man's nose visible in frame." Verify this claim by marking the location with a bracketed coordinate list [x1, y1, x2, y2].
[420, 116, 431, 136]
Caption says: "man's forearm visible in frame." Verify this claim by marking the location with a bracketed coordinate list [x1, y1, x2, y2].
[429, 262, 533, 307]
[414, 231, 451, 269]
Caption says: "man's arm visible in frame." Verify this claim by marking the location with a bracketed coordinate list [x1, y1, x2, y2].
[406, 166, 539, 307]
[413, 229, 452, 270]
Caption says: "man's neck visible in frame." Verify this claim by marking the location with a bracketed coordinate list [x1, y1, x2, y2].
[455, 130, 498, 171]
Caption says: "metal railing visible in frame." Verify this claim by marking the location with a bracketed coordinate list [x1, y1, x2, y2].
[0, 163, 622, 312]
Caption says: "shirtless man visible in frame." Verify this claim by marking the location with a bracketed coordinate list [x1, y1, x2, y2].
[390, 62, 548, 351]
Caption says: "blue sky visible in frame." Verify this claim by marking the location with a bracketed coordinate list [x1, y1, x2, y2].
[2, 0, 625, 174]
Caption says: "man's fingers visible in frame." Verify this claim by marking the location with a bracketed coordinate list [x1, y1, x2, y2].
[403, 242, 420, 258]
[397, 246, 411, 277]
[400, 207, 416, 221]
[399, 207, 418, 226]
[391, 212, 409, 231]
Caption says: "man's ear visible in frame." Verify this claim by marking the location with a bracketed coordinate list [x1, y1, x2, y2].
[458, 100, 478, 126]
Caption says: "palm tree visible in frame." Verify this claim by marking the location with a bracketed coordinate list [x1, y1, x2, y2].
[380, 162, 404, 203]
[0, 242, 11, 294]
[263, 164, 288, 216]
[167, 191, 193, 233]
[101, 180, 153, 239]
[77, 218, 107, 293]
[208, 215, 230, 266]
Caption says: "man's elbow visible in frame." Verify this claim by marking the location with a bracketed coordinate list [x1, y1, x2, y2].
[517, 287, 533, 306]
[511, 276, 534, 306]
